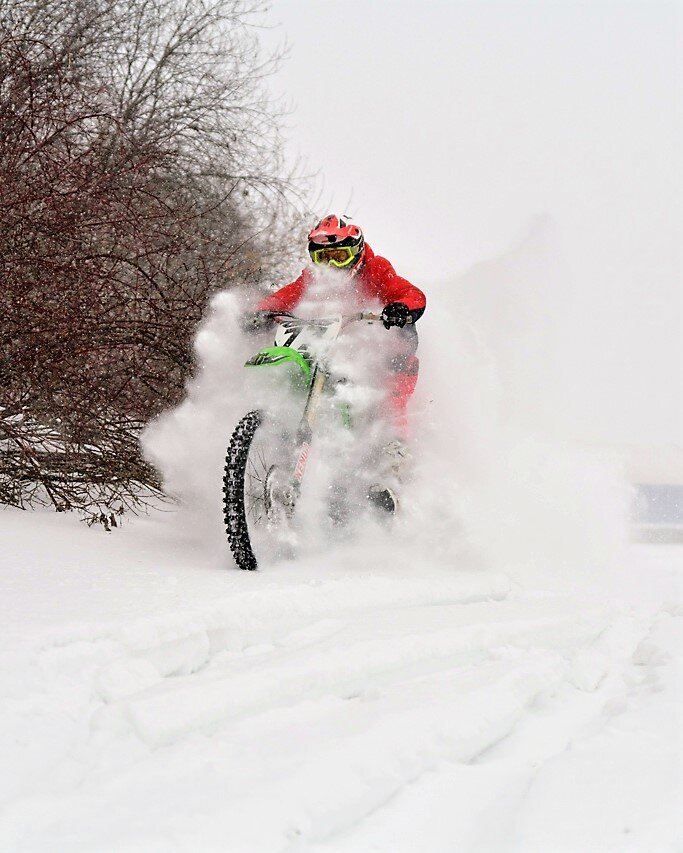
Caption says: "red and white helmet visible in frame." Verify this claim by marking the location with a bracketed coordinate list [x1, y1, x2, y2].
[308, 214, 365, 269]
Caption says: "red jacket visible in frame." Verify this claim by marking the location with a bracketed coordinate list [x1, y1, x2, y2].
[255, 245, 426, 321]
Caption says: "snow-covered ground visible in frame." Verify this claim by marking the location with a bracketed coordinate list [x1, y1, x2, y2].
[2, 234, 680, 850]
[1, 505, 680, 852]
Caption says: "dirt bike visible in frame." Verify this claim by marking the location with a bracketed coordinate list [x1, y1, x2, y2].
[223, 310, 395, 570]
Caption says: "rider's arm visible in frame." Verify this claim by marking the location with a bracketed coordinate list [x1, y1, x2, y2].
[255, 269, 309, 313]
[367, 256, 426, 323]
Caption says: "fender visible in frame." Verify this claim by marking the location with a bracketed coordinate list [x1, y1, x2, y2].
[245, 346, 311, 379]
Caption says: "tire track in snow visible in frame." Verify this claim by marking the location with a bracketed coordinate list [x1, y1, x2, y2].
[0, 573, 509, 806]
[0, 571, 661, 853]
[97, 608, 606, 748]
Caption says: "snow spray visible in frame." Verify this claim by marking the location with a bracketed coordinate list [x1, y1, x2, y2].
[142, 230, 630, 590]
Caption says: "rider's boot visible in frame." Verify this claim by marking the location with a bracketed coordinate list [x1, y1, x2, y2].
[367, 483, 399, 514]
[366, 439, 411, 514]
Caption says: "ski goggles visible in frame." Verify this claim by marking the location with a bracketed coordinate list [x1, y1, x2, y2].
[309, 246, 357, 268]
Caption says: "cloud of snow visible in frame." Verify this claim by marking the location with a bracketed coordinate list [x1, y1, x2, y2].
[140, 271, 397, 561]
[142, 233, 630, 590]
[408, 216, 631, 589]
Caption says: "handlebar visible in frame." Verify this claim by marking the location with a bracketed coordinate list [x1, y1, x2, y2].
[265, 311, 412, 326]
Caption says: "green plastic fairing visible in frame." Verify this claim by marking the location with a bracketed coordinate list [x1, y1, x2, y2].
[245, 346, 311, 378]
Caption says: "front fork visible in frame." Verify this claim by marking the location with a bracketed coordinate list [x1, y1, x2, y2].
[291, 364, 327, 491]
[265, 365, 330, 524]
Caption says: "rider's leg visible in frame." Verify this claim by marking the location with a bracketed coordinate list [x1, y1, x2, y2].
[368, 328, 420, 513]
[386, 326, 419, 439]
[387, 361, 419, 438]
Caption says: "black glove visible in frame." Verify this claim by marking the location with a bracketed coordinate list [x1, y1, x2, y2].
[380, 302, 410, 329]
[239, 311, 272, 333]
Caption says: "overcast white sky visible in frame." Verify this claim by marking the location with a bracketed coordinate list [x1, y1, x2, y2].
[260, 1, 681, 444]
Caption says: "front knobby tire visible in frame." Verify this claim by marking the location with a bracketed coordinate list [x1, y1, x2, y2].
[223, 410, 263, 570]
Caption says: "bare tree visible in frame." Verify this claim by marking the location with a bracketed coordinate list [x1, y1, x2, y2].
[0, 0, 307, 523]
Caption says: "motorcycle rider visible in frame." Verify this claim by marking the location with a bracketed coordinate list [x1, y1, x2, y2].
[242, 214, 426, 511]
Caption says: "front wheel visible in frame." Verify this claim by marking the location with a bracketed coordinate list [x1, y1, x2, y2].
[223, 411, 294, 570]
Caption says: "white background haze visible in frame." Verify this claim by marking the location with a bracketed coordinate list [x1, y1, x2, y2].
[261, 0, 681, 446]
